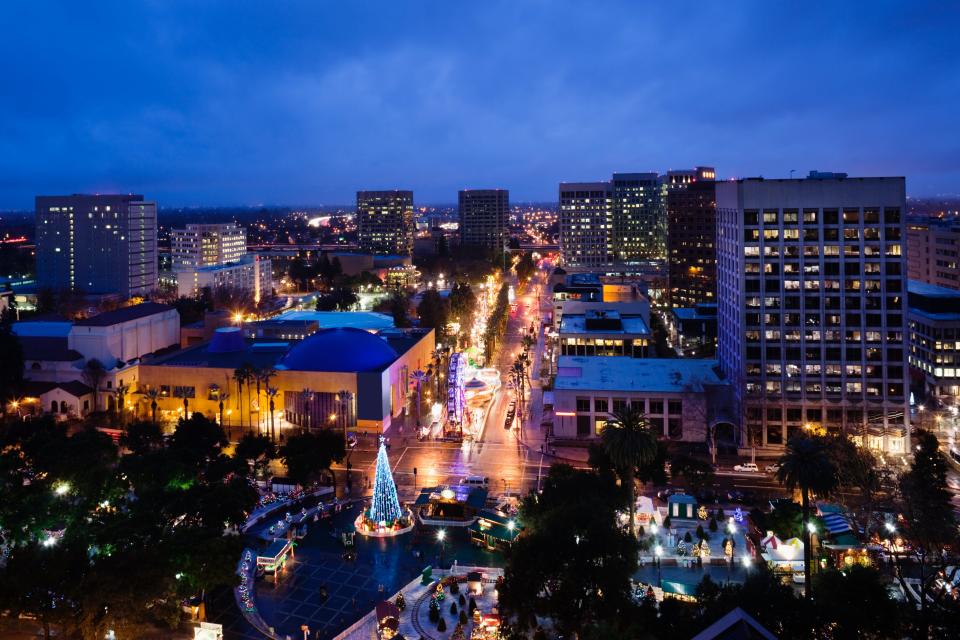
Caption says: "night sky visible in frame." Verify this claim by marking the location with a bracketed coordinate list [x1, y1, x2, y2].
[1, 1, 958, 208]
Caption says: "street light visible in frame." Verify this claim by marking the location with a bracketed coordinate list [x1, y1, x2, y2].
[654, 544, 663, 585]
[436, 529, 447, 568]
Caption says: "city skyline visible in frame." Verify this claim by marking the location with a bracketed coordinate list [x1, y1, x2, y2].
[1, 1, 958, 208]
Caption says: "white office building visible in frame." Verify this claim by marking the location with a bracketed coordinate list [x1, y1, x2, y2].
[170, 223, 247, 269]
[716, 175, 909, 453]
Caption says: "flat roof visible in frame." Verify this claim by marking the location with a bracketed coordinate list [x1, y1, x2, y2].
[554, 356, 724, 393]
[908, 279, 960, 299]
[672, 307, 718, 321]
[559, 314, 650, 336]
[276, 310, 394, 330]
[75, 302, 173, 326]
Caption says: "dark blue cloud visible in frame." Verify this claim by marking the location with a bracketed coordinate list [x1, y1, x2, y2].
[1, 0, 958, 208]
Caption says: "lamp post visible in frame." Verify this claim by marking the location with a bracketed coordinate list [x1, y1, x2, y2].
[654, 544, 663, 586]
[437, 529, 446, 568]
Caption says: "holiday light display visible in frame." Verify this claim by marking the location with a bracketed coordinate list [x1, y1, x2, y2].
[354, 436, 413, 537]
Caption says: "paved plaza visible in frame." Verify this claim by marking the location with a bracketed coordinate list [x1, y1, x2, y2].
[208, 503, 505, 640]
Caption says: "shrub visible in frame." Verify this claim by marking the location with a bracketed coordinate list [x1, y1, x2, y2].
[459, 610, 468, 625]
[437, 617, 447, 632]
[708, 517, 718, 532]
[696, 524, 707, 540]
[468, 596, 477, 614]
[450, 602, 458, 615]
[458, 594, 466, 606]
[663, 516, 672, 529]
[684, 531, 693, 543]
[450, 579, 460, 594]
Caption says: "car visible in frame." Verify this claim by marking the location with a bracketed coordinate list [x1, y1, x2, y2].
[460, 476, 489, 488]
[656, 488, 685, 502]
[764, 463, 781, 473]
[733, 462, 760, 473]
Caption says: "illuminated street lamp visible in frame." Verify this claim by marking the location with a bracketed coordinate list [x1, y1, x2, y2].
[436, 529, 447, 567]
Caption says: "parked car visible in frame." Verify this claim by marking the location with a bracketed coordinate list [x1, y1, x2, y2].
[764, 463, 781, 473]
[733, 462, 760, 473]
[461, 476, 490, 488]
[656, 488, 684, 502]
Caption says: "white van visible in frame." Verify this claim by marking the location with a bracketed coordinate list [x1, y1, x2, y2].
[460, 475, 490, 488]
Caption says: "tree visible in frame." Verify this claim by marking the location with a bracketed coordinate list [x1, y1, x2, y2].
[417, 288, 448, 332]
[448, 281, 476, 325]
[387, 291, 411, 328]
[761, 501, 803, 539]
[515, 251, 536, 283]
[279, 431, 346, 488]
[670, 454, 715, 496]
[775, 434, 839, 597]
[812, 565, 905, 639]
[499, 464, 637, 636]
[600, 405, 657, 539]
[232, 366, 249, 429]
[234, 433, 276, 478]
[171, 413, 228, 466]
[316, 287, 358, 311]
[120, 419, 163, 455]
[0, 323, 23, 405]
[144, 387, 161, 425]
[832, 437, 881, 534]
[897, 429, 958, 635]
[81, 358, 108, 412]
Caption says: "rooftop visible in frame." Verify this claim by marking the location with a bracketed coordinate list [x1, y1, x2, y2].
[559, 313, 650, 336]
[20, 336, 84, 362]
[275, 310, 395, 331]
[672, 305, 719, 321]
[74, 302, 173, 327]
[555, 356, 725, 393]
[21, 380, 94, 398]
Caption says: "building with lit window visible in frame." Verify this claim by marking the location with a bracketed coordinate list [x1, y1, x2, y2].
[612, 172, 664, 263]
[558, 182, 613, 267]
[666, 167, 717, 306]
[35, 194, 157, 298]
[558, 310, 651, 358]
[170, 222, 271, 301]
[170, 223, 247, 269]
[459, 189, 508, 251]
[552, 356, 729, 442]
[357, 190, 414, 255]
[906, 217, 960, 290]
[716, 175, 909, 453]
[908, 280, 960, 402]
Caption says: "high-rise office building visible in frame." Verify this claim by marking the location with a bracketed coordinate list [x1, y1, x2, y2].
[36, 194, 157, 298]
[559, 171, 668, 268]
[458, 189, 509, 251]
[559, 182, 613, 268]
[716, 175, 909, 454]
[611, 172, 664, 263]
[906, 217, 960, 290]
[667, 167, 717, 306]
[356, 190, 414, 255]
[170, 223, 247, 269]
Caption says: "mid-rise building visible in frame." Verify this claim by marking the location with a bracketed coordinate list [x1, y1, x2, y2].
[666, 167, 717, 306]
[908, 280, 960, 402]
[458, 189, 509, 251]
[170, 223, 247, 269]
[558, 309, 651, 358]
[357, 190, 414, 255]
[716, 175, 909, 453]
[907, 217, 960, 290]
[611, 173, 664, 263]
[170, 222, 271, 301]
[558, 182, 613, 267]
[552, 356, 729, 442]
[35, 194, 158, 298]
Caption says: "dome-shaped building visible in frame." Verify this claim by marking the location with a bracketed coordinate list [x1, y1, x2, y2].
[278, 327, 399, 372]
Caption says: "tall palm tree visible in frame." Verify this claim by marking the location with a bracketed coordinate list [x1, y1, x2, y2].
[218, 390, 230, 430]
[601, 405, 657, 539]
[232, 367, 246, 428]
[144, 388, 161, 425]
[257, 367, 277, 434]
[240, 363, 256, 434]
[776, 434, 839, 598]
[114, 382, 129, 428]
[266, 386, 279, 442]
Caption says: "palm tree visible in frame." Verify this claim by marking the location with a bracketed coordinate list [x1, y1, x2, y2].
[144, 388, 161, 425]
[776, 434, 840, 598]
[256, 367, 277, 434]
[114, 382, 130, 428]
[266, 387, 280, 442]
[232, 366, 251, 429]
[601, 405, 657, 539]
[81, 358, 107, 412]
[240, 363, 256, 434]
[218, 390, 231, 430]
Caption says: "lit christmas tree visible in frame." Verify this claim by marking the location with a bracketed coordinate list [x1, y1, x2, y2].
[369, 436, 403, 525]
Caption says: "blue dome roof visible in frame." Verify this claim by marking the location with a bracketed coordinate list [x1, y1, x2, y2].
[279, 327, 398, 372]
